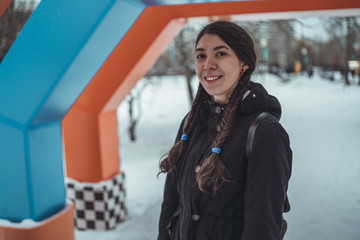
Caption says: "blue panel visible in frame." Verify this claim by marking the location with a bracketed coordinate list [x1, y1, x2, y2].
[0, 0, 117, 126]
[0, 121, 66, 222]
[27, 121, 66, 220]
[31, 0, 146, 125]
[0, 122, 30, 222]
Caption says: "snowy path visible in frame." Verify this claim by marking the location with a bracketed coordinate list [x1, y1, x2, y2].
[76, 74, 360, 240]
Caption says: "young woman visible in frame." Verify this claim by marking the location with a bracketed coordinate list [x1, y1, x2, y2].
[158, 21, 292, 240]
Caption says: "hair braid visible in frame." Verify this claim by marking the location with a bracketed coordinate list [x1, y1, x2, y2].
[197, 76, 251, 194]
[159, 84, 207, 173]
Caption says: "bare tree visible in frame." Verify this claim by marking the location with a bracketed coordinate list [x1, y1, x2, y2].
[324, 16, 360, 85]
[173, 25, 197, 105]
[268, 20, 296, 66]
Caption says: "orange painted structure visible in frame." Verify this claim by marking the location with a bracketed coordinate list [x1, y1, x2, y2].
[0, 204, 74, 240]
[63, 9, 186, 182]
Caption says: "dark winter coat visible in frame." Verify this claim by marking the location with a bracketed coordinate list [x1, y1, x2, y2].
[158, 82, 292, 240]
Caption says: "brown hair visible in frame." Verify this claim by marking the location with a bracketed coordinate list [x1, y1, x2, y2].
[160, 21, 257, 194]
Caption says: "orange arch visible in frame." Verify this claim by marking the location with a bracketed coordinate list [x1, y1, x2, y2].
[63, 0, 360, 182]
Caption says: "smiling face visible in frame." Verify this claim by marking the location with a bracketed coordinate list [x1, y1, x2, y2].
[195, 33, 248, 104]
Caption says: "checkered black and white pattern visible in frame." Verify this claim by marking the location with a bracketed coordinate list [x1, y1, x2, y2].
[66, 172, 127, 230]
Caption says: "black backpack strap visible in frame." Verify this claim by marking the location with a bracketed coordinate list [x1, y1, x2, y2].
[246, 112, 291, 213]
[246, 112, 272, 159]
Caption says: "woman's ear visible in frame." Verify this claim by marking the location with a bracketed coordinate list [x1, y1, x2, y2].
[242, 64, 249, 71]
[239, 64, 249, 78]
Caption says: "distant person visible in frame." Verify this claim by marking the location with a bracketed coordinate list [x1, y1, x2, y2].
[158, 21, 292, 240]
[307, 65, 314, 78]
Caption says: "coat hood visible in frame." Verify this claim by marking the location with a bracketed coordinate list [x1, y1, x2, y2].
[239, 81, 282, 120]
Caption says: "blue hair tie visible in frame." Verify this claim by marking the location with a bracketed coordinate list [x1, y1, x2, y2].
[181, 134, 188, 141]
[212, 147, 221, 154]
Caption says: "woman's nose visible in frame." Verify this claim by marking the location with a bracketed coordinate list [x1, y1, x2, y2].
[203, 57, 217, 70]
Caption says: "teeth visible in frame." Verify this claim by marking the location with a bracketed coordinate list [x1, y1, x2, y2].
[205, 76, 220, 81]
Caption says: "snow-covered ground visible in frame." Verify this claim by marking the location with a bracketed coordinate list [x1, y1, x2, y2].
[75, 73, 360, 240]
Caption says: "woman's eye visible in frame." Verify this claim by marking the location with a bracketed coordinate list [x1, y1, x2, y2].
[196, 54, 206, 59]
[216, 51, 227, 57]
